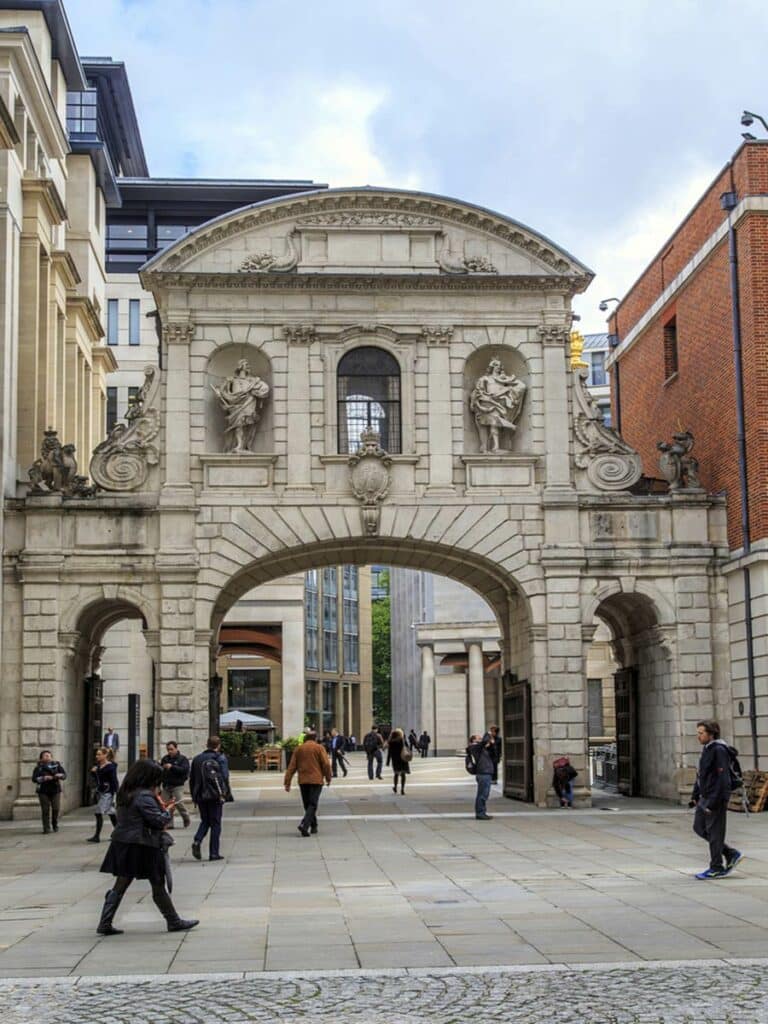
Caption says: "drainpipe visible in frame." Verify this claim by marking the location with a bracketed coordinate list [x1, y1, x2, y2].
[608, 332, 622, 433]
[722, 188, 759, 768]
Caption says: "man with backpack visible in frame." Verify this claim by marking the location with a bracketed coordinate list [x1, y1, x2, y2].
[363, 726, 384, 780]
[190, 736, 231, 862]
[690, 719, 743, 879]
[465, 732, 497, 820]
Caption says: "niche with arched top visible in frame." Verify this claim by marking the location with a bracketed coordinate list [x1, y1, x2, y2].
[205, 344, 273, 453]
[463, 346, 532, 454]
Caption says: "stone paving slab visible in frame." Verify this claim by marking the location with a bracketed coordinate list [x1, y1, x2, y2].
[2, 960, 767, 1023]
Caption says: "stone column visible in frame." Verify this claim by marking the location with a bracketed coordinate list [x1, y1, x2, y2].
[281, 617, 305, 736]
[423, 326, 454, 493]
[537, 325, 572, 489]
[163, 321, 194, 490]
[465, 639, 486, 737]
[284, 325, 314, 493]
[17, 234, 41, 471]
[418, 641, 435, 749]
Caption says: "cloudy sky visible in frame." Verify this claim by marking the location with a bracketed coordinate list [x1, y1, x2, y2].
[66, 0, 768, 333]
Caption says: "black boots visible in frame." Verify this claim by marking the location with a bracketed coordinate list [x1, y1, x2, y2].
[152, 885, 199, 932]
[96, 889, 124, 936]
[87, 814, 103, 843]
[109, 813, 117, 828]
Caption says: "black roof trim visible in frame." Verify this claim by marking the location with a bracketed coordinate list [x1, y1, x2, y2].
[69, 136, 121, 207]
[2, 0, 86, 90]
[81, 58, 148, 177]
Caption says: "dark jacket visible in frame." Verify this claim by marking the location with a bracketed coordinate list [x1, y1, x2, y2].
[160, 752, 190, 788]
[419, 732, 431, 750]
[110, 788, 171, 848]
[190, 749, 230, 804]
[386, 736, 411, 774]
[692, 740, 732, 811]
[468, 735, 497, 775]
[93, 761, 118, 794]
[33, 761, 66, 796]
[103, 731, 120, 752]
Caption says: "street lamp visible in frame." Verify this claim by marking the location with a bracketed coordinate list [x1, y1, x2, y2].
[741, 110, 768, 135]
[598, 297, 620, 313]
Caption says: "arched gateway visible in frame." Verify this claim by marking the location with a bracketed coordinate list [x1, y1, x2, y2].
[2, 188, 730, 818]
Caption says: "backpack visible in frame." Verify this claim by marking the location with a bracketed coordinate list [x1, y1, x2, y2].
[723, 743, 744, 791]
[465, 749, 477, 775]
[363, 732, 379, 754]
[199, 756, 226, 802]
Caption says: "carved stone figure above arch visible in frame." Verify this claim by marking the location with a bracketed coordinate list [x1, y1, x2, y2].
[463, 345, 533, 455]
[205, 344, 273, 454]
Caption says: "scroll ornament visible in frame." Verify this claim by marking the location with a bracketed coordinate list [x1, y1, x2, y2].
[239, 231, 299, 273]
[89, 365, 160, 491]
[437, 234, 497, 274]
[348, 431, 392, 536]
[572, 369, 642, 491]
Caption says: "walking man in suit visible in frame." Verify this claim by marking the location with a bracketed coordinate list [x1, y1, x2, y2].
[103, 727, 120, 755]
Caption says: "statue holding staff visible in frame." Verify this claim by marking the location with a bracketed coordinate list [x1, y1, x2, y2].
[211, 359, 270, 454]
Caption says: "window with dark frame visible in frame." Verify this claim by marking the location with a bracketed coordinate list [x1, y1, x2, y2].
[337, 347, 401, 453]
[663, 317, 678, 380]
[588, 678, 604, 736]
[107, 299, 118, 345]
[322, 567, 339, 672]
[128, 300, 141, 345]
[106, 387, 118, 434]
[305, 570, 319, 671]
[227, 668, 270, 713]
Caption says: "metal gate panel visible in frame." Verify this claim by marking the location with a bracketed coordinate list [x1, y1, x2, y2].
[502, 674, 533, 802]
[615, 667, 638, 796]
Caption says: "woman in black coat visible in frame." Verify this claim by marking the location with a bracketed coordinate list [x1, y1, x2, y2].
[96, 759, 198, 936]
[87, 747, 119, 843]
[386, 728, 411, 795]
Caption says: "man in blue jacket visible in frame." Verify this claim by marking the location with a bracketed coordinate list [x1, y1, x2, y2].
[690, 720, 742, 879]
[190, 736, 230, 862]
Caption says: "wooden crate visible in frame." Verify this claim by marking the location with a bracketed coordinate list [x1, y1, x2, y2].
[729, 770, 768, 813]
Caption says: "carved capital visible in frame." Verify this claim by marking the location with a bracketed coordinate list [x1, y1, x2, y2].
[422, 325, 454, 346]
[284, 324, 317, 345]
[164, 322, 194, 345]
[537, 324, 570, 346]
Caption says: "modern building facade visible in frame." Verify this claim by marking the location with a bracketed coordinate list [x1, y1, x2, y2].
[607, 140, 768, 771]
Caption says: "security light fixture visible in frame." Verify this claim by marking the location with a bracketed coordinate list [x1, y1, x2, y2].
[598, 297, 620, 312]
[741, 110, 768, 134]
[742, 132, 757, 141]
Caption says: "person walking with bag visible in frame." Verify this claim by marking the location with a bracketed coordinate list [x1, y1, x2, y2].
[466, 732, 497, 820]
[363, 725, 384, 780]
[87, 747, 118, 843]
[284, 729, 331, 836]
[95, 758, 198, 936]
[160, 741, 192, 828]
[32, 750, 66, 834]
[190, 736, 231, 862]
[386, 728, 412, 795]
[690, 719, 743, 879]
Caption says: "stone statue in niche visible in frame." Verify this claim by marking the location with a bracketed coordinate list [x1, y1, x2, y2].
[657, 430, 701, 491]
[211, 359, 270, 454]
[469, 359, 527, 452]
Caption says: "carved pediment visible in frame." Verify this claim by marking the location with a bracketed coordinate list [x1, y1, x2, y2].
[141, 188, 593, 292]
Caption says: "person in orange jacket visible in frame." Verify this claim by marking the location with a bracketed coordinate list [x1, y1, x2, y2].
[284, 729, 332, 836]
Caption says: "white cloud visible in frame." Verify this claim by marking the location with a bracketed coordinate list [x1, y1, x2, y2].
[574, 163, 718, 334]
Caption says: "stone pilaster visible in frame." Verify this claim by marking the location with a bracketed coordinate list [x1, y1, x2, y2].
[418, 641, 436, 749]
[163, 321, 194, 491]
[537, 324, 572, 489]
[423, 326, 454, 493]
[284, 324, 315, 493]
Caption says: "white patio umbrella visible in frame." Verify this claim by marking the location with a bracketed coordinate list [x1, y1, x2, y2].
[219, 709, 274, 731]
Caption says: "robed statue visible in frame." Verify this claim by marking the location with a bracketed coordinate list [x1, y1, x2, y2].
[469, 359, 527, 453]
[211, 359, 270, 454]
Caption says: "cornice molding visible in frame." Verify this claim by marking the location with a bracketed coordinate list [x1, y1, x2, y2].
[51, 249, 81, 288]
[66, 295, 105, 343]
[2, 33, 70, 160]
[22, 177, 67, 225]
[143, 191, 592, 281]
[142, 270, 587, 297]
[0, 94, 20, 149]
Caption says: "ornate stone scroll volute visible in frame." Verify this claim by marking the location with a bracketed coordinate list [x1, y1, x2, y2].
[348, 430, 392, 536]
[89, 365, 161, 491]
[572, 369, 642, 491]
[657, 430, 701, 491]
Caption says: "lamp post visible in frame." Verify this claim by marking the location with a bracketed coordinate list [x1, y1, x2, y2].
[741, 110, 768, 135]
[599, 298, 622, 433]
[209, 673, 223, 738]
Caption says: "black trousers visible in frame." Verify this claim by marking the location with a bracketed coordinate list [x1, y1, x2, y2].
[693, 802, 736, 871]
[332, 749, 347, 777]
[299, 783, 323, 830]
[38, 792, 60, 830]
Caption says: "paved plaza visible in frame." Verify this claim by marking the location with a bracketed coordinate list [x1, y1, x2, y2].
[0, 756, 766, 1022]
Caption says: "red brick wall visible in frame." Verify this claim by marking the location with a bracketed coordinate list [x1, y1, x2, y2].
[612, 143, 768, 551]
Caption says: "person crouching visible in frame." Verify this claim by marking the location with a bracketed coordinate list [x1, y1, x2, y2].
[95, 758, 198, 936]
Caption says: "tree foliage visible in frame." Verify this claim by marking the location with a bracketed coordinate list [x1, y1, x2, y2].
[371, 589, 392, 724]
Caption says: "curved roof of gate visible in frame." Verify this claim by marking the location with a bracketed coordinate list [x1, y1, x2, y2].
[141, 186, 593, 287]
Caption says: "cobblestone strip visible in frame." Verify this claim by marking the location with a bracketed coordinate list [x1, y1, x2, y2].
[2, 961, 766, 1024]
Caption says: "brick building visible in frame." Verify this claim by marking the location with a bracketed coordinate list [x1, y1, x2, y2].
[607, 139, 768, 768]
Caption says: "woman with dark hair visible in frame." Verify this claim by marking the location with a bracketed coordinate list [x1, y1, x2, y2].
[95, 758, 198, 936]
[32, 750, 66, 834]
[87, 747, 118, 843]
[386, 728, 411, 795]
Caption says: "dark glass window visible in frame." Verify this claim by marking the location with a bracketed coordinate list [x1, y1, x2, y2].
[337, 347, 401, 453]
[305, 570, 319, 671]
[156, 225, 193, 250]
[106, 224, 148, 251]
[305, 680, 319, 729]
[322, 680, 335, 733]
[107, 299, 118, 345]
[129, 299, 141, 345]
[322, 568, 338, 672]
[66, 90, 97, 134]
[663, 317, 678, 380]
[342, 566, 359, 674]
[228, 668, 270, 712]
[106, 386, 118, 434]
[587, 351, 606, 387]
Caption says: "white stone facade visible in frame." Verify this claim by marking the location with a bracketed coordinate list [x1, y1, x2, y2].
[1, 188, 730, 817]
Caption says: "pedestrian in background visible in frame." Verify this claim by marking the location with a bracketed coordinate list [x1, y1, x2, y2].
[330, 728, 348, 778]
[690, 719, 743, 879]
[103, 726, 120, 755]
[489, 725, 502, 784]
[466, 732, 497, 820]
[418, 730, 431, 758]
[190, 736, 231, 862]
[552, 757, 577, 808]
[32, 750, 66, 835]
[96, 758, 198, 936]
[408, 728, 419, 752]
[161, 740, 192, 828]
[386, 728, 411, 795]
[87, 747, 118, 843]
[284, 728, 331, 836]
[363, 725, 384, 780]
